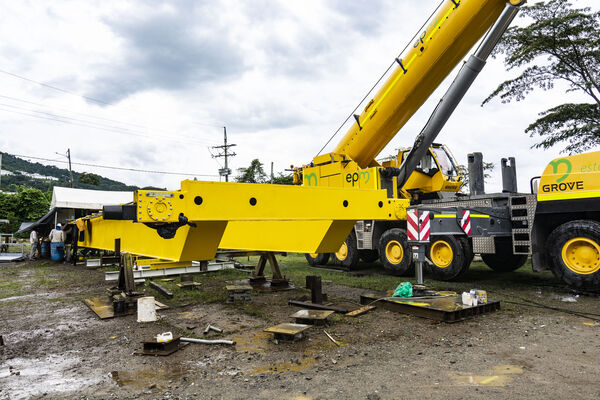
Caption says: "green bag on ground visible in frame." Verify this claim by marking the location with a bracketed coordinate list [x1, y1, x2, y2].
[392, 282, 413, 298]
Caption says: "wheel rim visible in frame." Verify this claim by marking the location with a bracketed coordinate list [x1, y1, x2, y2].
[385, 240, 403, 265]
[309, 253, 319, 259]
[336, 242, 348, 261]
[430, 240, 453, 268]
[561, 237, 600, 275]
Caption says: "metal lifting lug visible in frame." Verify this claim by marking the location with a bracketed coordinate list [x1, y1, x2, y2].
[144, 213, 197, 239]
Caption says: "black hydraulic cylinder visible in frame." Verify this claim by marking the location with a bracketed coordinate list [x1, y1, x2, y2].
[501, 157, 518, 193]
[468, 152, 485, 195]
[103, 204, 136, 221]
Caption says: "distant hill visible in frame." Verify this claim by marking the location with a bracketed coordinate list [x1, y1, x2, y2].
[0, 152, 138, 192]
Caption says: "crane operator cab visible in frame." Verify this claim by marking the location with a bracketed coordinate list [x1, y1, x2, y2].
[382, 144, 463, 201]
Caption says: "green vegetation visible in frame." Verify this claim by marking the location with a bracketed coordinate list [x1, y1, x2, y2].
[79, 172, 101, 186]
[0, 152, 137, 192]
[235, 158, 293, 184]
[484, 0, 600, 154]
[0, 187, 50, 232]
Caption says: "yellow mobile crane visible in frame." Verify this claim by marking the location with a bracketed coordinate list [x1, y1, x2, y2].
[296, 0, 524, 274]
[71, 0, 527, 279]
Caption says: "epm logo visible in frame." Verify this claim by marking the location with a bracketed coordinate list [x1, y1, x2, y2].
[346, 170, 370, 187]
[541, 158, 584, 193]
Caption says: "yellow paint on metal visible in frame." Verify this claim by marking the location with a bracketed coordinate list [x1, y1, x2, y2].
[430, 240, 453, 268]
[561, 237, 600, 275]
[385, 239, 404, 264]
[332, 0, 507, 168]
[434, 214, 456, 219]
[73, 180, 396, 261]
[335, 241, 349, 261]
[538, 150, 600, 202]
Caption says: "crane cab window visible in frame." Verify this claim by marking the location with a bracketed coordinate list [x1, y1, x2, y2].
[415, 153, 439, 176]
[431, 147, 459, 177]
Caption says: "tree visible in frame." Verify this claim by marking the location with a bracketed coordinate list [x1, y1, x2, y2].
[79, 172, 101, 186]
[483, 0, 600, 154]
[0, 187, 49, 232]
[235, 159, 268, 183]
[457, 162, 495, 194]
[271, 173, 293, 185]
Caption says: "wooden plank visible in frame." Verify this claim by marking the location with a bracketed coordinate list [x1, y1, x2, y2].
[345, 305, 376, 317]
[149, 281, 173, 298]
[288, 300, 348, 313]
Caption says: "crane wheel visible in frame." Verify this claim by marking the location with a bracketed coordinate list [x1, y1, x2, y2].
[304, 252, 330, 267]
[378, 229, 413, 275]
[481, 238, 527, 272]
[546, 220, 600, 292]
[425, 235, 470, 281]
[331, 231, 359, 270]
[359, 249, 379, 263]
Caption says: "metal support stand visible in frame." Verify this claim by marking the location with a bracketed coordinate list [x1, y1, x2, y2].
[249, 252, 291, 289]
[412, 244, 426, 286]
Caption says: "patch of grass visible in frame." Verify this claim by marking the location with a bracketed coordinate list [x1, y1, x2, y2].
[238, 303, 271, 321]
[0, 280, 25, 299]
[143, 269, 249, 307]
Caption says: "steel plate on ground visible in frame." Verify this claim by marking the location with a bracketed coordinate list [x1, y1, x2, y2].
[359, 294, 500, 322]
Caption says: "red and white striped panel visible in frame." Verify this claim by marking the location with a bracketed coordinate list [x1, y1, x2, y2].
[461, 210, 471, 236]
[419, 211, 431, 242]
[407, 209, 419, 241]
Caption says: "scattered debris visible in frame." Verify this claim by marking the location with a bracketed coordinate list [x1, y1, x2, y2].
[288, 300, 348, 314]
[226, 284, 252, 303]
[134, 334, 188, 356]
[561, 295, 578, 303]
[149, 281, 173, 298]
[203, 324, 223, 335]
[137, 296, 157, 322]
[0, 334, 4, 346]
[180, 337, 235, 345]
[324, 330, 341, 347]
[345, 305, 376, 317]
[306, 275, 327, 303]
[360, 294, 500, 322]
[291, 309, 334, 325]
[264, 323, 312, 342]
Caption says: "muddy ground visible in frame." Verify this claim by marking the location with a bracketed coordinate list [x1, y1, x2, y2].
[1, 256, 599, 400]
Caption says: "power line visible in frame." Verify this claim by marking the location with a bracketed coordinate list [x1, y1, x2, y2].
[0, 105, 220, 147]
[0, 69, 225, 130]
[7, 152, 219, 177]
[211, 127, 236, 182]
[0, 93, 223, 143]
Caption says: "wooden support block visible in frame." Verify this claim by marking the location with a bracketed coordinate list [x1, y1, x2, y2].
[345, 305, 376, 317]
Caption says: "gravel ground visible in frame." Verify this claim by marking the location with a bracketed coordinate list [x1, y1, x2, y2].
[0, 259, 599, 400]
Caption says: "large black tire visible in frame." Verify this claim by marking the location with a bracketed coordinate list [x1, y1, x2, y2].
[304, 253, 330, 266]
[546, 220, 600, 292]
[425, 235, 470, 281]
[481, 237, 527, 273]
[458, 236, 474, 267]
[378, 228, 413, 275]
[359, 249, 379, 263]
[331, 231, 359, 270]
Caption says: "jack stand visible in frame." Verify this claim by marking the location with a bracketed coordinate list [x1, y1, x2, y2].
[109, 249, 142, 315]
[411, 244, 426, 289]
[249, 252, 292, 290]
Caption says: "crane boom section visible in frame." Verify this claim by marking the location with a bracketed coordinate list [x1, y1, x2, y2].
[332, 0, 506, 168]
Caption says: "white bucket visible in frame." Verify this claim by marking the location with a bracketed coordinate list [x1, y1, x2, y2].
[137, 296, 156, 322]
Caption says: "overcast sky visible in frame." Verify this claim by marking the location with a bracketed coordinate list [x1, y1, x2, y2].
[0, 0, 598, 193]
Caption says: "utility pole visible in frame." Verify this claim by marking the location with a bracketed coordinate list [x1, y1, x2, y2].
[0, 153, 3, 192]
[270, 161, 274, 184]
[212, 127, 236, 182]
[56, 149, 74, 188]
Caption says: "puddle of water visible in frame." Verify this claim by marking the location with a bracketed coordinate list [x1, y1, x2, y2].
[0, 354, 103, 400]
[448, 373, 513, 386]
[489, 364, 524, 375]
[249, 357, 317, 375]
[111, 366, 188, 388]
[231, 330, 272, 353]
[447, 364, 523, 387]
